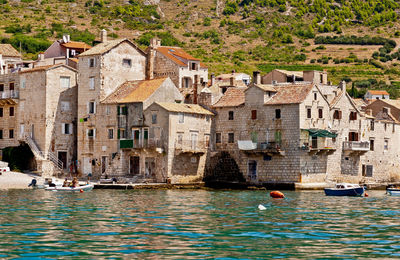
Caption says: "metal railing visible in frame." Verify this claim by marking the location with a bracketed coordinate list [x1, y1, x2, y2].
[120, 138, 163, 149]
[0, 90, 19, 99]
[343, 141, 369, 151]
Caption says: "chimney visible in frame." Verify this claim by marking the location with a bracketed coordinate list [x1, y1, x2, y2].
[199, 88, 212, 109]
[150, 38, 161, 48]
[339, 81, 346, 91]
[230, 76, 234, 86]
[146, 38, 161, 80]
[210, 73, 215, 86]
[38, 53, 45, 61]
[101, 29, 107, 43]
[193, 75, 199, 104]
[253, 71, 261, 85]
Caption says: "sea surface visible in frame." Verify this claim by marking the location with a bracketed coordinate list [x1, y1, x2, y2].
[0, 189, 399, 259]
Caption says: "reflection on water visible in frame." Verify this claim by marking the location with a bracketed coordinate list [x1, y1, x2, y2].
[0, 189, 399, 258]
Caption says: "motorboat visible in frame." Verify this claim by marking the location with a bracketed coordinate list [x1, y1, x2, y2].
[45, 184, 94, 192]
[386, 186, 400, 196]
[29, 178, 63, 189]
[324, 183, 365, 196]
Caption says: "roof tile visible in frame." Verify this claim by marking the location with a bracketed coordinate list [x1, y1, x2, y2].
[264, 84, 313, 105]
[156, 102, 214, 115]
[213, 87, 246, 108]
[0, 44, 21, 57]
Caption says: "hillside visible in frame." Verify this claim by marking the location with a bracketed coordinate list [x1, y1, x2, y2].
[2, 0, 400, 97]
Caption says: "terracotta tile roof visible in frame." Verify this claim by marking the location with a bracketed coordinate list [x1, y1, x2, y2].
[79, 39, 144, 57]
[61, 41, 92, 50]
[264, 84, 314, 105]
[156, 102, 214, 115]
[329, 89, 343, 107]
[68, 58, 79, 63]
[156, 46, 207, 68]
[102, 77, 168, 104]
[213, 87, 246, 108]
[367, 90, 389, 95]
[253, 84, 277, 92]
[378, 99, 400, 109]
[0, 44, 21, 57]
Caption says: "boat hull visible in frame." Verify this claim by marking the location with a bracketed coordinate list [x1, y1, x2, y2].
[387, 188, 400, 196]
[45, 184, 94, 192]
[324, 187, 364, 196]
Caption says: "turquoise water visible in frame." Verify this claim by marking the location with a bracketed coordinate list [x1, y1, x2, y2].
[0, 189, 399, 259]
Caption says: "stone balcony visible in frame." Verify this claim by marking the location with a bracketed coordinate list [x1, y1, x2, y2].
[0, 90, 19, 105]
[343, 141, 369, 155]
[175, 140, 208, 154]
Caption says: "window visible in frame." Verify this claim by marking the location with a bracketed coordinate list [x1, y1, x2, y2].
[177, 133, 183, 144]
[122, 59, 132, 67]
[88, 101, 96, 114]
[108, 129, 114, 139]
[89, 77, 95, 90]
[314, 92, 317, 100]
[384, 139, 389, 151]
[370, 139, 374, 151]
[366, 165, 373, 177]
[348, 132, 359, 142]
[9, 129, 13, 139]
[106, 106, 111, 115]
[0, 107, 3, 117]
[152, 114, 157, 124]
[62, 123, 71, 134]
[349, 111, 357, 120]
[216, 133, 221, 143]
[228, 111, 234, 120]
[275, 109, 281, 119]
[307, 108, 311, 119]
[228, 133, 234, 143]
[61, 101, 70, 112]
[384, 123, 387, 131]
[0, 84, 3, 91]
[89, 58, 95, 67]
[318, 108, 323, 119]
[251, 110, 257, 120]
[333, 110, 342, 119]
[60, 76, 70, 88]
[9, 107, 14, 117]
[370, 120, 374, 131]
[191, 62, 197, 70]
[9, 82, 14, 91]
[0, 129, 2, 139]
[21, 79, 25, 89]
[87, 128, 95, 138]
[178, 113, 184, 123]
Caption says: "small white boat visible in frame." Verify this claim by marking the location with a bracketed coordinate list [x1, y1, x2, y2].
[324, 183, 365, 196]
[386, 187, 400, 196]
[45, 184, 94, 192]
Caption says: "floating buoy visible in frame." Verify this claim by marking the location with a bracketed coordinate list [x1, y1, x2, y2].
[258, 204, 267, 210]
[365, 192, 369, 197]
[270, 190, 284, 198]
[80, 189, 84, 193]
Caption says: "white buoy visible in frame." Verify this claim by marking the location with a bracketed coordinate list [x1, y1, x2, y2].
[258, 204, 266, 210]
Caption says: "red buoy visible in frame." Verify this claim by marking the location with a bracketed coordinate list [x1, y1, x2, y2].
[270, 190, 284, 198]
[365, 192, 369, 197]
[80, 189, 84, 193]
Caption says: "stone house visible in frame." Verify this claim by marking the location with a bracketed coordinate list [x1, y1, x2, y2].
[215, 72, 251, 86]
[0, 44, 22, 75]
[261, 69, 328, 85]
[76, 37, 147, 177]
[364, 90, 390, 100]
[144, 102, 213, 183]
[85, 77, 183, 180]
[19, 64, 78, 176]
[146, 38, 208, 101]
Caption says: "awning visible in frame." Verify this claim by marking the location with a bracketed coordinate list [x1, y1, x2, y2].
[238, 140, 257, 150]
[303, 129, 337, 138]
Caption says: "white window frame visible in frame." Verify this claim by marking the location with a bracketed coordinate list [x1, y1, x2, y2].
[178, 112, 184, 124]
[89, 58, 95, 68]
[60, 76, 70, 88]
[88, 101, 96, 114]
[87, 128, 96, 139]
[89, 77, 95, 90]
[62, 123, 72, 135]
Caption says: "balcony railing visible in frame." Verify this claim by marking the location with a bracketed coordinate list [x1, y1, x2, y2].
[343, 141, 369, 151]
[0, 90, 19, 99]
[238, 140, 284, 155]
[175, 140, 209, 153]
[120, 138, 162, 149]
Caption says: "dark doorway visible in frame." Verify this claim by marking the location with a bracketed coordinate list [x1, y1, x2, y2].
[248, 160, 257, 181]
[129, 156, 140, 175]
[58, 151, 67, 169]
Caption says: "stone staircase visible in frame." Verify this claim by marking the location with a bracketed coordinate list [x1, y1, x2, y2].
[24, 134, 64, 176]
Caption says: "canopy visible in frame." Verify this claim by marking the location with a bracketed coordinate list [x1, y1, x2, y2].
[304, 129, 337, 138]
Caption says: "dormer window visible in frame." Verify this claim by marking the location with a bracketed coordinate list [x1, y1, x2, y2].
[190, 62, 198, 71]
[123, 59, 132, 67]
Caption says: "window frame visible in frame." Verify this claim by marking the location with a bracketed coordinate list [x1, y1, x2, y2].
[228, 132, 235, 143]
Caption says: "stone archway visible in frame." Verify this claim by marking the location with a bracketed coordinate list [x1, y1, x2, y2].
[204, 151, 245, 183]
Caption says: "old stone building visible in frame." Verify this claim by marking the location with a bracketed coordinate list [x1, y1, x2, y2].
[261, 69, 328, 85]
[19, 64, 78, 175]
[0, 44, 22, 75]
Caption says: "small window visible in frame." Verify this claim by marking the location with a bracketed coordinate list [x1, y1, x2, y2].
[61, 101, 70, 112]
[60, 76, 70, 88]
[122, 59, 132, 67]
[333, 110, 342, 119]
[0, 129, 2, 139]
[349, 111, 357, 120]
[370, 120, 374, 131]
[228, 133, 234, 143]
[228, 111, 234, 120]
[215, 133, 221, 143]
[318, 108, 323, 119]
[87, 128, 95, 138]
[88, 101, 95, 114]
[9, 107, 14, 117]
[9, 82, 14, 91]
[89, 77, 95, 90]
[106, 106, 111, 115]
[191, 62, 197, 70]
[62, 123, 71, 134]
[314, 92, 317, 100]
[307, 108, 311, 119]
[0, 107, 3, 117]
[251, 110, 257, 120]
[384, 123, 387, 131]
[9, 129, 13, 139]
[152, 114, 157, 124]
[21, 79, 26, 89]
[178, 113, 184, 123]
[370, 139, 374, 151]
[384, 139, 389, 151]
[89, 58, 95, 68]
[275, 109, 281, 119]
[108, 128, 114, 139]
[366, 165, 373, 177]
[0, 84, 3, 92]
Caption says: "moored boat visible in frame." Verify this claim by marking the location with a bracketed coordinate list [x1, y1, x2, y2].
[386, 187, 400, 196]
[324, 183, 365, 196]
[45, 184, 94, 192]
